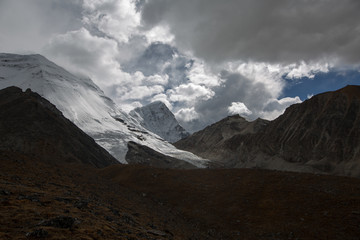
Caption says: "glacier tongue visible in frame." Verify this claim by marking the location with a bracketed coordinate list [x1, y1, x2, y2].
[0, 53, 208, 167]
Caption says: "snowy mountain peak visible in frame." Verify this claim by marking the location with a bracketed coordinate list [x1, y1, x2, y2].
[0, 53, 207, 168]
[130, 101, 190, 143]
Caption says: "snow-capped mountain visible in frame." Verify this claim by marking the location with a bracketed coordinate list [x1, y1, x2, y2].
[130, 101, 190, 143]
[0, 53, 207, 167]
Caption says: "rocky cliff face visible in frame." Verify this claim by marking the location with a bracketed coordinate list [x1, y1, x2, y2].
[130, 101, 189, 143]
[0, 86, 118, 168]
[176, 85, 360, 177]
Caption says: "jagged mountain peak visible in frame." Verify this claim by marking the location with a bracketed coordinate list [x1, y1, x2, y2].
[130, 101, 190, 143]
[135, 101, 171, 116]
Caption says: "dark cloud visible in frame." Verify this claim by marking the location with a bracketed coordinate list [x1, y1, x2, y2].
[141, 0, 360, 64]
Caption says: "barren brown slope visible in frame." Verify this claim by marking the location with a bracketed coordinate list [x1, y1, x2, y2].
[102, 164, 360, 240]
[2, 152, 360, 240]
[0, 153, 196, 240]
[175, 85, 360, 176]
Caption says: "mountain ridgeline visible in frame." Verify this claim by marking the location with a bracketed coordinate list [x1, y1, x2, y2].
[176, 85, 360, 177]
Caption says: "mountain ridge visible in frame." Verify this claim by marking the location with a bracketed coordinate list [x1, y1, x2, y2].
[176, 85, 360, 177]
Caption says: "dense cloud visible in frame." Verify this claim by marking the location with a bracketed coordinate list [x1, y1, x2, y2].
[0, 0, 356, 132]
[141, 0, 360, 64]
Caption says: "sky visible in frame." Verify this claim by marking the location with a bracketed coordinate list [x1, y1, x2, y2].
[0, 0, 359, 132]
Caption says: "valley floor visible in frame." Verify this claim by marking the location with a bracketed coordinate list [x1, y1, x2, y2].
[1, 152, 360, 239]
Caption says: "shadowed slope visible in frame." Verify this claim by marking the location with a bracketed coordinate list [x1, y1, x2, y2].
[176, 85, 360, 176]
[0, 86, 118, 168]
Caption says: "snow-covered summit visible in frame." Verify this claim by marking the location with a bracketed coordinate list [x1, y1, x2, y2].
[130, 101, 189, 143]
[0, 53, 207, 167]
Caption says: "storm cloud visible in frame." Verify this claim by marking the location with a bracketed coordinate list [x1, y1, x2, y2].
[141, 0, 360, 64]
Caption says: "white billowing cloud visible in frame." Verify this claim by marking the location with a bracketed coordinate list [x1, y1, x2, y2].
[119, 85, 164, 100]
[145, 25, 175, 44]
[45, 28, 132, 90]
[228, 60, 329, 94]
[175, 107, 200, 122]
[285, 61, 331, 79]
[82, 0, 140, 43]
[260, 96, 302, 120]
[151, 93, 173, 110]
[230, 62, 285, 98]
[146, 74, 169, 85]
[188, 61, 222, 87]
[228, 102, 252, 116]
[119, 101, 143, 113]
[168, 83, 214, 102]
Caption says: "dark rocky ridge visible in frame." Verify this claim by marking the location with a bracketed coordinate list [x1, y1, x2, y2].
[175, 85, 360, 177]
[0, 86, 118, 168]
